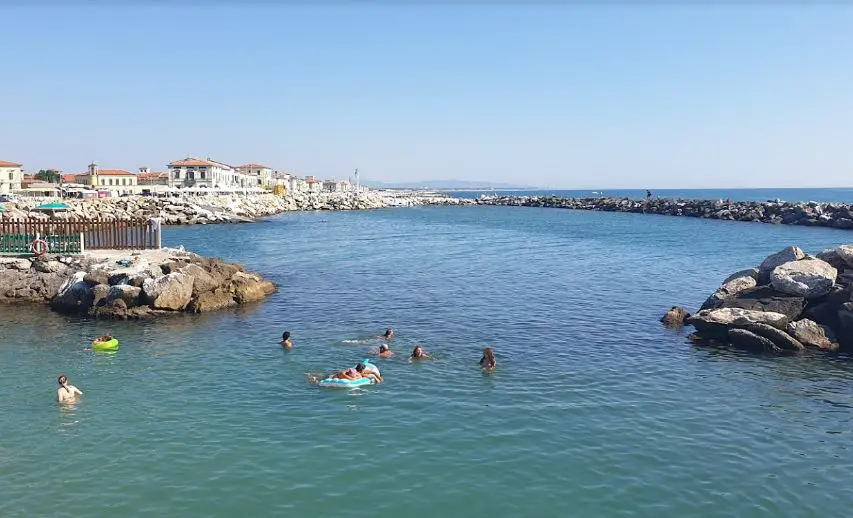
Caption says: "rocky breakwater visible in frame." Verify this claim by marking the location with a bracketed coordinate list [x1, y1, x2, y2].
[663, 244, 853, 354]
[0, 248, 276, 319]
[477, 195, 853, 230]
[1, 191, 471, 225]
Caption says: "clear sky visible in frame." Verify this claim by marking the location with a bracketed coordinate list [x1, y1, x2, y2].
[0, 3, 850, 188]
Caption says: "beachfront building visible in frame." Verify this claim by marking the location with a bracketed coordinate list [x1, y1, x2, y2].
[304, 176, 323, 193]
[75, 163, 139, 196]
[236, 164, 274, 188]
[322, 179, 352, 193]
[0, 160, 23, 194]
[167, 157, 258, 190]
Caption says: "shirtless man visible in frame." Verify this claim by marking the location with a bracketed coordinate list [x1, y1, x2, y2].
[377, 344, 394, 358]
[56, 375, 83, 404]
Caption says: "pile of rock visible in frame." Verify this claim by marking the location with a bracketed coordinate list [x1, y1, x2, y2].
[0, 191, 471, 225]
[0, 249, 276, 319]
[478, 195, 853, 230]
[664, 244, 853, 353]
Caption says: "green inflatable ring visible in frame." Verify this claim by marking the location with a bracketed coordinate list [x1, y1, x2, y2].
[92, 338, 119, 351]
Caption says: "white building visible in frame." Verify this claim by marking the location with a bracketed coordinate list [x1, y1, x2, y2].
[236, 163, 274, 188]
[167, 157, 257, 190]
[0, 160, 23, 194]
[322, 179, 352, 193]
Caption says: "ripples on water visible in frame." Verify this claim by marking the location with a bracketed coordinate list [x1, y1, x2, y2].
[2, 207, 853, 517]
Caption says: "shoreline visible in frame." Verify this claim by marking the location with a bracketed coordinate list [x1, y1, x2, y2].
[476, 195, 853, 230]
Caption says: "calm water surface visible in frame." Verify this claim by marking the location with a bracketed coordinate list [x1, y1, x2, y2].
[3, 206, 853, 517]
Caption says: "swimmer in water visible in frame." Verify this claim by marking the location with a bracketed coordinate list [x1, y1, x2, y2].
[410, 345, 430, 360]
[377, 344, 394, 358]
[380, 328, 395, 340]
[281, 331, 292, 349]
[479, 347, 496, 371]
[95, 334, 112, 342]
[56, 375, 83, 404]
[331, 363, 382, 384]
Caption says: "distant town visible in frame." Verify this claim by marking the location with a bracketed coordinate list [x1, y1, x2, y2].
[0, 157, 364, 199]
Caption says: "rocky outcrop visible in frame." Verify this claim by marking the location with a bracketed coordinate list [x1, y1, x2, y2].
[660, 306, 690, 327]
[0, 248, 276, 319]
[0, 191, 473, 226]
[678, 243, 853, 354]
[478, 196, 853, 231]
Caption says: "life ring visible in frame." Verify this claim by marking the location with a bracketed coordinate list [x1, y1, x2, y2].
[30, 239, 49, 256]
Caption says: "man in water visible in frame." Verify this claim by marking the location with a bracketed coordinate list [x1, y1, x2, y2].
[281, 331, 292, 349]
[381, 328, 395, 340]
[378, 344, 394, 358]
[56, 375, 83, 404]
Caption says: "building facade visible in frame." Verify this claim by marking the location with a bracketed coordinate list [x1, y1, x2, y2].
[0, 160, 23, 194]
[236, 164, 274, 188]
[167, 157, 259, 190]
[75, 163, 139, 196]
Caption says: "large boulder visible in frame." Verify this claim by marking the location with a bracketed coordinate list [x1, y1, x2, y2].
[758, 246, 805, 283]
[179, 263, 219, 295]
[686, 307, 790, 334]
[105, 284, 142, 307]
[0, 257, 33, 271]
[50, 271, 95, 313]
[770, 259, 837, 299]
[786, 319, 839, 351]
[835, 245, 853, 268]
[816, 248, 847, 272]
[727, 328, 782, 353]
[32, 259, 67, 274]
[142, 273, 194, 311]
[745, 323, 804, 351]
[700, 269, 759, 310]
[660, 306, 690, 327]
[717, 286, 805, 320]
[229, 272, 275, 303]
[187, 289, 237, 313]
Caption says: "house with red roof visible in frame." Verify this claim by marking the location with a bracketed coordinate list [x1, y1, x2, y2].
[0, 160, 24, 194]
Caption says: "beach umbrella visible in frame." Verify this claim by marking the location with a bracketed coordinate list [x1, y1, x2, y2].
[35, 202, 70, 211]
[0, 204, 6, 212]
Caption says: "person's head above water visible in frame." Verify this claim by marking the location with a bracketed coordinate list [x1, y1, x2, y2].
[282, 331, 291, 341]
[383, 328, 394, 338]
[379, 344, 389, 353]
[482, 347, 495, 361]
[355, 363, 366, 373]
[57, 375, 68, 386]
[412, 345, 424, 357]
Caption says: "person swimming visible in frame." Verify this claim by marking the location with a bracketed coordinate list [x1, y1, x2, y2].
[281, 331, 292, 349]
[56, 375, 83, 404]
[95, 334, 113, 342]
[377, 344, 394, 358]
[381, 328, 395, 340]
[479, 347, 496, 371]
[410, 345, 430, 360]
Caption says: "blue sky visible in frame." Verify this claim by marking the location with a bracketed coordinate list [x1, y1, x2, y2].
[0, 4, 850, 188]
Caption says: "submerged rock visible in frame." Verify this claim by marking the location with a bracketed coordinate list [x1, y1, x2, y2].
[727, 328, 782, 353]
[660, 306, 690, 327]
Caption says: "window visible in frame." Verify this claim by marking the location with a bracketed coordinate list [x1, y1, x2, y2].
[100, 179, 105, 185]
[200, 171, 206, 179]
[122, 178, 127, 186]
[8, 172, 12, 180]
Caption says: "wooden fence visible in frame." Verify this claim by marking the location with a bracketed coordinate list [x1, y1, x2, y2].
[0, 218, 161, 255]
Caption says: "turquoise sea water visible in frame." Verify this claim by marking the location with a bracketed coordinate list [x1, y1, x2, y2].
[3, 205, 853, 517]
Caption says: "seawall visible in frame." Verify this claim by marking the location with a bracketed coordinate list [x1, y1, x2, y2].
[476, 195, 853, 230]
[0, 191, 472, 225]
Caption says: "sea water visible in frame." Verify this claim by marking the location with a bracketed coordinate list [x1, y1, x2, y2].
[2, 204, 853, 517]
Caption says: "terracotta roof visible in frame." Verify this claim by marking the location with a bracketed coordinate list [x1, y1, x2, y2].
[169, 158, 216, 167]
[236, 163, 271, 170]
[138, 172, 168, 180]
[62, 174, 77, 182]
[0, 160, 22, 167]
[97, 169, 135, 176]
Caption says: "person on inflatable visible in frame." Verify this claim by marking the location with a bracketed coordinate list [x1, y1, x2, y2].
[331, 363, 380, 383]
[359, 361, 383, 383]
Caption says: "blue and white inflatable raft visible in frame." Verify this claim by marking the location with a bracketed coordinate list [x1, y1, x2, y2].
[319, 360, 380, 388]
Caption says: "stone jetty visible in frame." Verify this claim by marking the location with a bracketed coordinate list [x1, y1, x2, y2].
[667, 244, 853, 354]
[0, 248, 276, 319]
[0, 191, 472, 226]
[477, 195, 853, 230]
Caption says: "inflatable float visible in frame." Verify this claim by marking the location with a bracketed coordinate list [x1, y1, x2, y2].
[319, 360, 380, 388]
[92, 338, 119, 351]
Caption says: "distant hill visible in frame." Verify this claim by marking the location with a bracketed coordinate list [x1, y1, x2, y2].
[363, 179, 534, 190]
